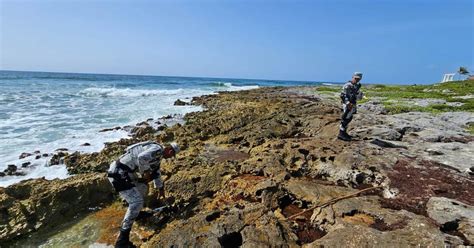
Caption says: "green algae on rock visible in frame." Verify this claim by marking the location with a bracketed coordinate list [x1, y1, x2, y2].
[2, 86, 473, 246]
[0, 173, 114, 243]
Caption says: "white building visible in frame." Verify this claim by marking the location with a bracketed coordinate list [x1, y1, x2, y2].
[441, 73, 455, 83]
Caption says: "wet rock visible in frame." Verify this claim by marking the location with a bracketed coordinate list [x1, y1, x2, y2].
[55, 148, 68, 152]
[157, 124, 167, 131]
[35, 155, 41, 159]
[0, 173, 114, 242]
[81, 143, 91, 146]
[9, 171, 26, 176]
[42, 153, 49, 157]
[136, 121, 150, 126]
[99, 127, 121, 132]
[21, 162, 31, 167]
[0, 172, 5, 177]
[174, 99, 189, 106]
[131, 125, 155, 137]
[49, 152, 68, 166]
[19, 152, 32, 159]
[5, 164, 17, 173]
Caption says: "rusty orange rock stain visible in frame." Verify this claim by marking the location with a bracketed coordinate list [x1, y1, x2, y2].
[93, 204, 126, 245]
[204, 175, 265, 210]
[342, 213, 375, 226]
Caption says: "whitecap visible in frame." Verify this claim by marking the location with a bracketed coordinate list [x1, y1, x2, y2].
[79, 87, 187, 97]
[1, 74, 262, 188]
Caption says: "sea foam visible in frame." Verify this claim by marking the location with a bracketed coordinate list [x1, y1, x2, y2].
[0, 72, 262, 187]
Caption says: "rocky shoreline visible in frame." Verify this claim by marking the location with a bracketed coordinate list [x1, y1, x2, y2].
[1, 86, 473, 247]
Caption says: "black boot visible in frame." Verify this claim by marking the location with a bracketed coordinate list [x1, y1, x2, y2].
[344, 130, 353, 139]
[337, 130, 351, 141]
[135, 210, 153, 221]
[115, 228, 136, 248]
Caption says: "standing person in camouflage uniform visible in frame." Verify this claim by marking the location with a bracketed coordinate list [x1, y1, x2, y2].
[338, 72, 364, 141]
[107, 141, 180, 248]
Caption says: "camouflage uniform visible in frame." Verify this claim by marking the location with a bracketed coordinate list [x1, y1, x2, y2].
[107, 141, 164, 230]
[340, 81, 362, 132]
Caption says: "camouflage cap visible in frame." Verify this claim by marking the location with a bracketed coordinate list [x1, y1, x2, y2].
[353, 72, 363, 79]
[170, 142, 180, 154]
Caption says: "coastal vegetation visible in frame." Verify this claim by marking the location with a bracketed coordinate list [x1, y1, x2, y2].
[468, 123, 474, 135]
[317, 80, 474, 114]
[2, 86, 473, 247]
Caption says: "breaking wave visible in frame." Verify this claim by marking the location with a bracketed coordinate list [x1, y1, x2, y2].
[211, 82, 259, 91]
[79, 87, 188, 97]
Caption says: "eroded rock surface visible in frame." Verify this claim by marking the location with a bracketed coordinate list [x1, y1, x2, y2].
[0, 173, 114, 242]
[2, 87, 473, 246]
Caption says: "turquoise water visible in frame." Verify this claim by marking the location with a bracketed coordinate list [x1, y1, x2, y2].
[0, 70, 322, 186]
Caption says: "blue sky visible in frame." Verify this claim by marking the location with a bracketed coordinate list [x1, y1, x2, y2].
[0, 0, 473, 84]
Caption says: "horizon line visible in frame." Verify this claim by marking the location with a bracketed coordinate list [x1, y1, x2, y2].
[0, 69, 436, 85]
[0, 69, 336, 84]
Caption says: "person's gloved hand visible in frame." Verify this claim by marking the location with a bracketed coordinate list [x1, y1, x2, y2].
[347, 102, 353, 110]
[136, 178, 148, 183]
[357, 91, 364, 101]
[141, 171, 153, 183]
[159, 187, 166, 199]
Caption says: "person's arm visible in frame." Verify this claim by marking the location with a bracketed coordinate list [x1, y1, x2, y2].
[355, 83, 363, 101]
[143, 170, 152, 182]
[342, 84, 351, 103]
[136, 149, 155, 183]
[159, 186, 165, 199]
[152, 170, 165, 198]
[342, 84, 353, 109]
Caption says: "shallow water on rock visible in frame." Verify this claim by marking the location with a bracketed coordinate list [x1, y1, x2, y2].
[39, 219, 107, 248]
[9, 203, 127, 248]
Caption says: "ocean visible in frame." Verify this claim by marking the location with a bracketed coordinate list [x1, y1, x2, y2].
[0, 70, 322, 187]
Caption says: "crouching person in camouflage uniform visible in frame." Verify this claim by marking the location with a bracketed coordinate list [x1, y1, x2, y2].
[338, 72, 364, 141]
[107, 141, 180, 248]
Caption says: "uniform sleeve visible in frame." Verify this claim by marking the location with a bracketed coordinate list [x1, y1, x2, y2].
[137, 145, 162, 172]
[341, 83, 351, 103]
[356, 83, 363, 101]
[153, 171, 164, 189]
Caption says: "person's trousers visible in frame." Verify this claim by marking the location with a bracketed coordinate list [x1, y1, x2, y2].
[118, 183, 148, 230]
[340, 103, 357, 132]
